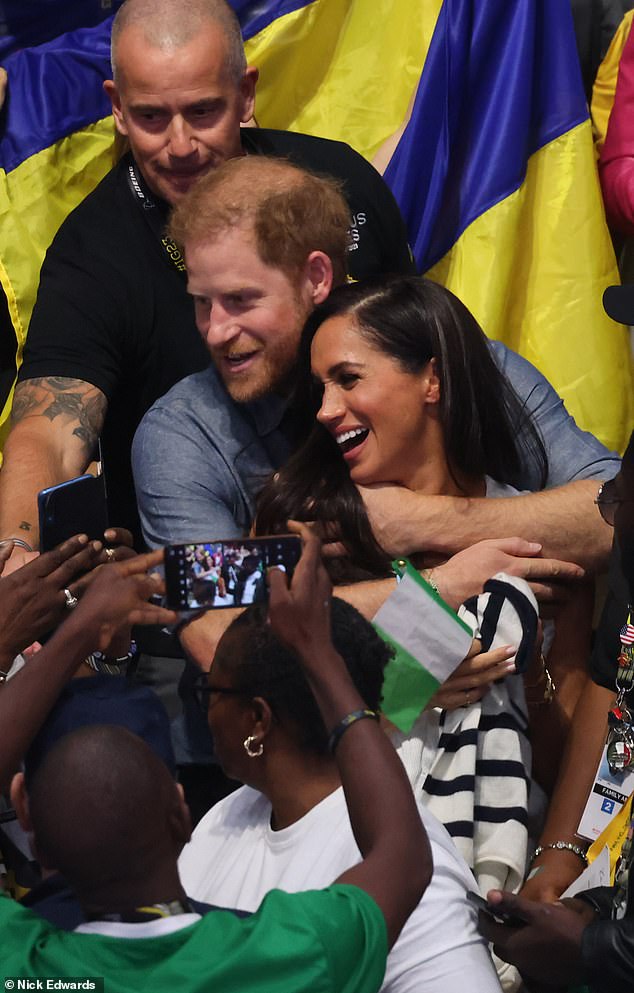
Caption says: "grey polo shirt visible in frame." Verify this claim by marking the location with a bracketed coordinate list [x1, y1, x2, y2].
[132, 364, 291, 548]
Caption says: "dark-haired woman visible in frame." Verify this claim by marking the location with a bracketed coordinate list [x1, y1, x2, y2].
[255, 274, 594, 903]
[179, 597, 502, 993]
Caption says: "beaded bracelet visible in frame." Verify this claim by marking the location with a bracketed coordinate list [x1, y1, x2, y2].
[530, 840, 588, 868]
[328, 709, 379, 754]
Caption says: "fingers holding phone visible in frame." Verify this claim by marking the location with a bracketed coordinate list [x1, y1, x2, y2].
[267, 523, 332, 660]
[0, 534, 103, 666]
[62, 549, 177, 656]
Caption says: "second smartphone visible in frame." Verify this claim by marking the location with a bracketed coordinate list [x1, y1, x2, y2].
[164, 535, 302, 611]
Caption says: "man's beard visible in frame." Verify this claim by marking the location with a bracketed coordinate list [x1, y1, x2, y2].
[217, 342, 299, 403]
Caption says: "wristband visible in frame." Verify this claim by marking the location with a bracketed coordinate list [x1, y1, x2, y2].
[84, 641, 137, 676]
[328, 709, 379, 754]
[530, 840, 588, 868]
[0, 537, 33, 553]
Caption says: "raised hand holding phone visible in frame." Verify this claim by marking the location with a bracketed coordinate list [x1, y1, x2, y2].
[267, 523, 332, 663]
[267, 523, 433, 950]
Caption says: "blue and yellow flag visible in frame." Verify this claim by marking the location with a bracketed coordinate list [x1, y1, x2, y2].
[0, 15, 118, 446]
[1, 0, 632, 452]
[245, 0, 633, 452]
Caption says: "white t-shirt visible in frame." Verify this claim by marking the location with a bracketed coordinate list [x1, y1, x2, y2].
[179, 785, 501, 993]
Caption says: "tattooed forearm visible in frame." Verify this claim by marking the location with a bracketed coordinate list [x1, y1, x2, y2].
[10, 388, 41, 422]
[10, 378, 107, 454]
[73, 391, 108, 447]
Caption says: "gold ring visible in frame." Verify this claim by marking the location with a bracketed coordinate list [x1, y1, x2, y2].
[105, 548, 116, 562]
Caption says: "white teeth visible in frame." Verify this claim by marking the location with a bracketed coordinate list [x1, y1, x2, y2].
[226, 353, 254, 364]
[336, 428, 366, 446]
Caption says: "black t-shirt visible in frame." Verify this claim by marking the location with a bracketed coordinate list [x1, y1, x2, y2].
[20, 130, 415, 542]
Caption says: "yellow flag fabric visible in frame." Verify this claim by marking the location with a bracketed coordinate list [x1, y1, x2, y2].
[247, 0, 633, 452]
[0, 17, 116, 449]
[245, 0, 442, 163]
[0, 120, 116, 448]
[427, 121, 630, 448]
[592, 9, 634, 152]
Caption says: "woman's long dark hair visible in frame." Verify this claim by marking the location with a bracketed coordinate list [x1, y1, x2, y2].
[256, 275, 548, 576]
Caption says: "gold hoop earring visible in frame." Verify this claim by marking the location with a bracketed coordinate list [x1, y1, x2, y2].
[243, 734, 264, 758]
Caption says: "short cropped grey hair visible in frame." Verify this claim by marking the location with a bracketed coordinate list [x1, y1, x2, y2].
[111, 0, 247, 86]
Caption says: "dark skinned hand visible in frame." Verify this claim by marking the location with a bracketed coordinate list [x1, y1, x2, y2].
[0, 534, 102, 668]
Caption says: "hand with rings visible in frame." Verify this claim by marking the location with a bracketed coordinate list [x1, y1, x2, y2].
[100, 527, 136, 566]
[0, 534, 102, 667]
[426, 640, 517, 711]
[68, 526, 136, 600]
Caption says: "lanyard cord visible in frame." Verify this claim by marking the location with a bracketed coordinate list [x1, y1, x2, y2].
[125, 159, 187, 277]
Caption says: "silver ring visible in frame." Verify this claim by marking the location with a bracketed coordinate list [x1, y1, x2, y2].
[63, 588, 79, 610]
[105, 548, 116, 562]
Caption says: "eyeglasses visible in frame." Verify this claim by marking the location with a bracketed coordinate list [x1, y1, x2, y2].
[192, 673, 247, 712]
[595, 478, 634, 527]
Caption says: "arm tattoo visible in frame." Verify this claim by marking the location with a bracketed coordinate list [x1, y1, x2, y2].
[11, 377, 107, 454]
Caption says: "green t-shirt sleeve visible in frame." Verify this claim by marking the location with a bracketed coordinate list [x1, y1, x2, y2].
[312, 885, 388, 992]
[0, 891, 56, 965]
[260, 884, 388, 993]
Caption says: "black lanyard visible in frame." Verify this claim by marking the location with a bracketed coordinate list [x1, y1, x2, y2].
[125, 159, 187, 278]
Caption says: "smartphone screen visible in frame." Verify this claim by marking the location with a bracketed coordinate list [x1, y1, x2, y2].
[38, 473, 108, 553]
[164, 535, 302, 611]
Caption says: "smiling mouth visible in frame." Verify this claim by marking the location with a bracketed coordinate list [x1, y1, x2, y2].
[164, 166, 205, 183]
[336, 427, 369, 455]
[223, 351, 260, 371]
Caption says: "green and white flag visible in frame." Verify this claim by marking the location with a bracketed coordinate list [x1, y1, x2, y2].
[373, 560, 474, 733]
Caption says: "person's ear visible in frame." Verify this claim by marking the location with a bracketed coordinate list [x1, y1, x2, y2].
[248, 696, 274, 745]
[10, 772, 51, 867]
[103, 79, 128, 136]
[422, 358, 441, 405]
[10, 772, 32, 832]
[169, 782, 193, 850]
[303, 251, 334, 306]
[239, 66, 259, 124]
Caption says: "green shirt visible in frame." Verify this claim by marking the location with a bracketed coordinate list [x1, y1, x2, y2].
[2, 884, 387, 992]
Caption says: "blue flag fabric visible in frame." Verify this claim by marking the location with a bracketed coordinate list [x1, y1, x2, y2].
[385, 0, 589, 270]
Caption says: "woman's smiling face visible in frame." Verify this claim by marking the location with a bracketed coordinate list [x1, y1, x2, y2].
[311, 314, 441, 488]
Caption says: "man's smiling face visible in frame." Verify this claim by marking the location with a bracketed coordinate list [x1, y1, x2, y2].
[186, 226, 313, 402]
[104, 23, 257, 205]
